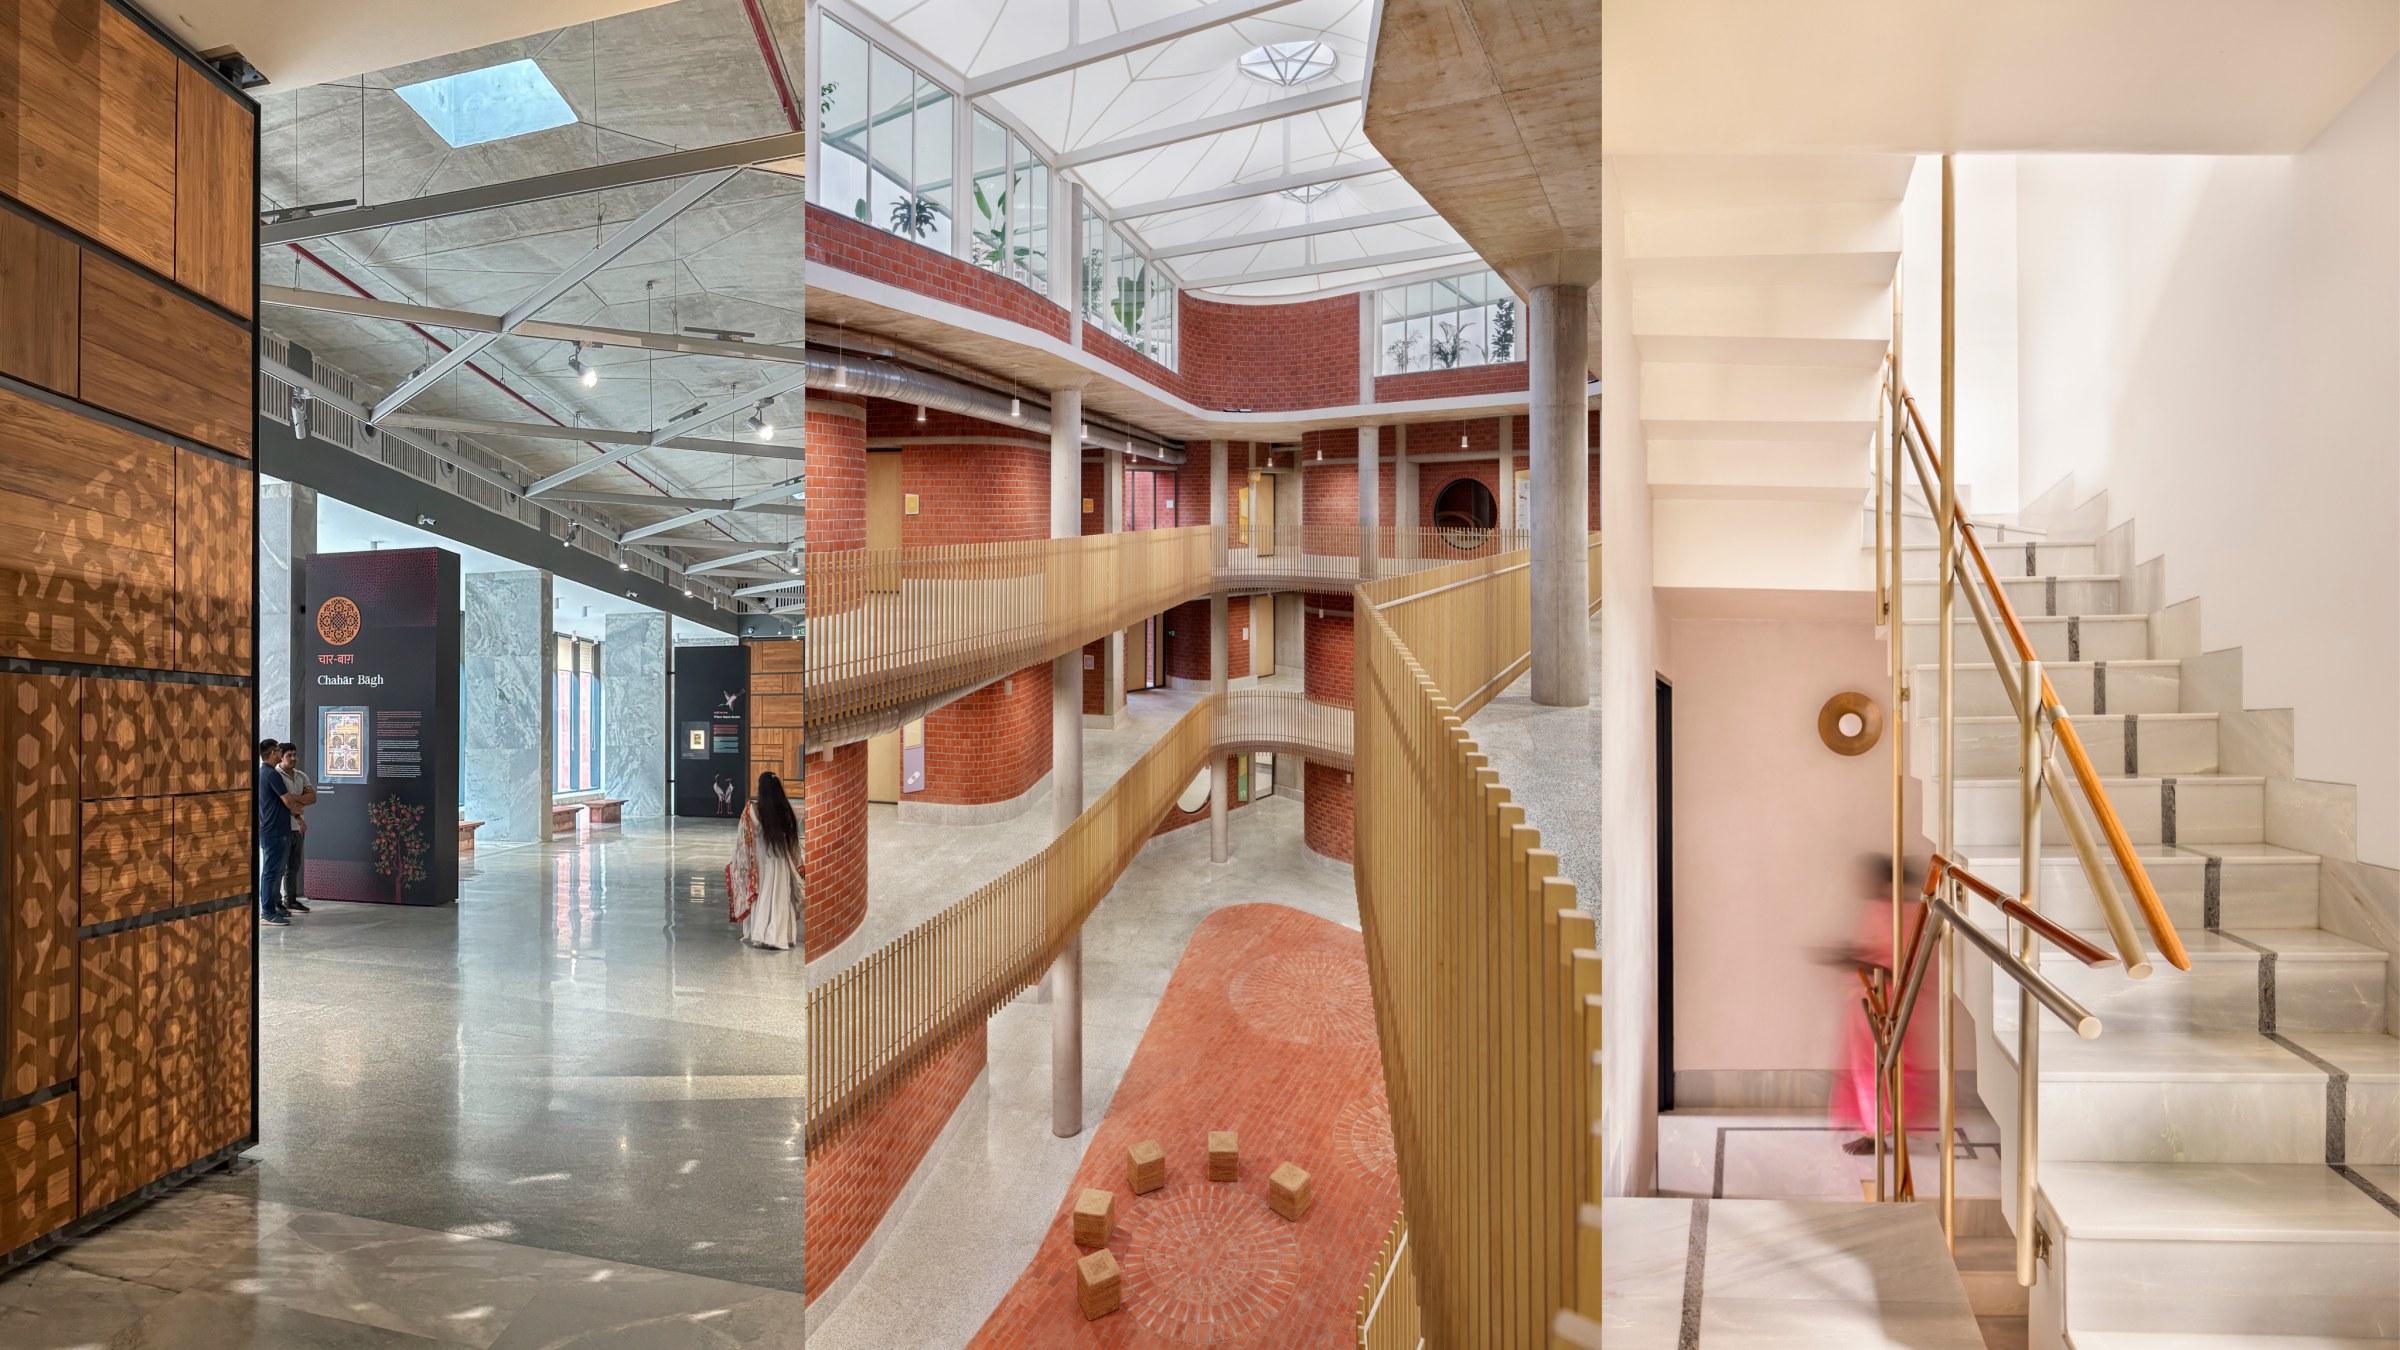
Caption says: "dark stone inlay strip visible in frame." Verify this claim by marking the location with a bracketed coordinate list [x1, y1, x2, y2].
[2092, 661, 2108, 715]
[2203, 855, 2223, 931]
[2259, 1034, 2400, 1218]
[2218, 928, 2278, 1034]
[2025, 542, 2039, 577]
[2336, 1166, 2400, 1217]
[0, 1078, 77, 1121]
[2125, 713, 2140, 777]
[1679, 1199, 1710, 1350]
[2045, 576, 2059, 616]
[2160, 777, 2178, 849]
[77, 892, 253, 941]
[2067, 616, 2081, 663]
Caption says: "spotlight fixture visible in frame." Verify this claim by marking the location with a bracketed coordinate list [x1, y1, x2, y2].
[1460, 433, 1469, 449]
[259, 198, 358, 226]
[1011, 395, 1022, 419]
[617, 547, 631, 571]
[287, 387, 313, 441]
[568, 342, 600, 388]
[563, 521, 581, 548]
[683, 586, 695, 598]
[916, 404, 927, 423]
[416, 513, 437, 527]
[746, 398, 777, 440]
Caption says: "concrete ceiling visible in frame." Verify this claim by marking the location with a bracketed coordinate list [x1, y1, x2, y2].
[153, 0, 679, 92]
[1601, 0, 2400, 155]
[256, 0, 813, 560]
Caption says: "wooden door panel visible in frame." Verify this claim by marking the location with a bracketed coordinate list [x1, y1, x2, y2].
[0, 1094, 76, 1251]
[176, 448, 252, 674]
[173, 792, 249, 905]
[0, 212, 78, 393]
[77, 924, 153, 1214]
[3, 675, 79, 1101]
[0, 0, 178, 274]
[80, 796, 171, 925]
[80, 677, 157, 799]
[173, 63, 253, 317]
[79, 256, 250, 458]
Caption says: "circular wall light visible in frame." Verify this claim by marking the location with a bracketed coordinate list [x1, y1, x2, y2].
[1817, 691, 1884, 756]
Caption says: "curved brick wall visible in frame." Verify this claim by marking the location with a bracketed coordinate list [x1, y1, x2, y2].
[806, 396, 867, 550]
[1305, 594, 1354, 706]
[1163, 596, 1248, 686]
[1304, 760, 1355, 863]
[804, 740, 868, 958]
[917, 661, 1052, 808]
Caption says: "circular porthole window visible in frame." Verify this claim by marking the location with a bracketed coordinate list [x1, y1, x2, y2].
[1176, 766, 1212, 814]
[1433, 477, 1498, 550]
[1238, 40, 1337, 87]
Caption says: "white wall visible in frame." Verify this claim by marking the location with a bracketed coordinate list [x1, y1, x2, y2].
[2013, 56, 2400, 866]
[1898, 154, 2023, 515]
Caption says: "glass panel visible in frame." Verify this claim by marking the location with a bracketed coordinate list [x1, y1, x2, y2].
[970, 112, 1007, 271]
[1081, 202, 1105, 320]
[912, 77, 952, 251]
[820, 21, 871, 222]
[1017, 157, 1050, 295]
[869, 46, 913, 236]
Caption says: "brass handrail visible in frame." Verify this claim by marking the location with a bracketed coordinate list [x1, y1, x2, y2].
[1898, 391, 2191, 974]
[1927, 854, 2117, 969]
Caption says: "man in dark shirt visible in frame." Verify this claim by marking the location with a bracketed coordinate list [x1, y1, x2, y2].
[257, 737, 302, 926]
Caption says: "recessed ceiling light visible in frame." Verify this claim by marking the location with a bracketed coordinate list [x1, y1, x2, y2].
[1238, 40, 1336, 87]
[395, 59, 578, 149]
[1279, 182, 1342, 206]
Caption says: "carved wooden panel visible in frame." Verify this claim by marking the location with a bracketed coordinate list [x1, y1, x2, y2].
[77, 924, 152, 1214]
[0, 211, 78, 394]
[0, 1094, 75, 1251]
[173, 63, 252, 318]
[78, 256, 250, 458]
[80, 796, 171, 926]
[79, 676, 156, 799]
[172, 792, 247, 906]
[0, 388, 175, 668]
[0, 0, 178, 275]
[3, 675, 78, 1100]
[146, 914, 200, 1186]
[201, 904, 250, 1153]
[159, 683, 247, 796]
[175, 448, 251, 674]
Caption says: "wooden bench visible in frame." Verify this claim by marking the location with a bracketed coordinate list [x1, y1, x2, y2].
[551, 803, 584, 836]
[459, 820, 484, 852]
[587, 798, 628, 826]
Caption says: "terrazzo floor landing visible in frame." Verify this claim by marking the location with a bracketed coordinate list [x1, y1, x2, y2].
[0, 817, 811, 1346]
[970, 905, 1400, 1348]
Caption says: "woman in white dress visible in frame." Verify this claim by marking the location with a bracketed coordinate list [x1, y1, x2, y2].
[726, 772, 801, 951]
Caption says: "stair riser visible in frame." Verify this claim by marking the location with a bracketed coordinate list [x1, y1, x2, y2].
[1918, 716, 2217, 779]
[2061, 1234, 2400, 1337]
[1911, 663, 2181, 718]
[2040, 1078, 2400, 1166]
[1961, 858, 2321, 933]
[2034, 955, 2391, 1037]
[1900, 544, 2099, 580]
[1947, 778, 2263, 849]
[1903, 577, 2120, 617]
[1904, 617, 2149, 666]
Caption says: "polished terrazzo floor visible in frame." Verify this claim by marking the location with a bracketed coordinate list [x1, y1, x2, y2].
[0, 818, 811, 1346]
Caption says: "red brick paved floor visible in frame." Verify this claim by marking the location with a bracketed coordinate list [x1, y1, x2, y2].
[970, 904, 1401, 1348]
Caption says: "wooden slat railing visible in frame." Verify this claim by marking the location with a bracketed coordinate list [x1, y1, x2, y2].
[1351, 536, 1605, 1347]
[1354, 1213, 1423, 1350]
[805, 688, 1358, 1153]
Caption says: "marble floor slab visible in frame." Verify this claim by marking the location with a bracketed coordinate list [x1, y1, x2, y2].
[1659, 1107, 2004, 1206]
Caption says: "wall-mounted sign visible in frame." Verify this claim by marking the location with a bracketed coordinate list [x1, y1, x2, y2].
[674, 645, 749, 817]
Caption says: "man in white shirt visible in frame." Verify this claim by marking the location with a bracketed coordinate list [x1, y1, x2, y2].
[277, 742, 319, 912]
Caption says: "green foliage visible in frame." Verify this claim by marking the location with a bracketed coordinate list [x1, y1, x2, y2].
[370, 795, 428, 903]
[888, 195, 938, 239]
[1492, 298, 1517, 360]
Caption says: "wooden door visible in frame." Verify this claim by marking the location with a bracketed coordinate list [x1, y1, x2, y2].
[1253, 594, 1274, 676]
[867, 728, 901, 802]
[1252, 470, 1276, 555]
[866, 451, 903, 550]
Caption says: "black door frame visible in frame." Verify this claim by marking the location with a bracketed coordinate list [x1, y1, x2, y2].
[1657, 673, 1675, 1115]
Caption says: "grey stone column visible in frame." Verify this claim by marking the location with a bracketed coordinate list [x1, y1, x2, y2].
[600, 611, 668, 818]
[1209, 593, 1229, 863]
[1208, 439, 1228, 563]
[1102, 445, 1125, 720]
[1530, 283, 1592, 706]
[1357, 425, 1380, 579]
[258, 480, 316, 744]
[1394, 424, 1417, 561]
[463, 571, 554, 843]
[1049, 385, 1085, 1138]
[1497, 414, 1516, 532]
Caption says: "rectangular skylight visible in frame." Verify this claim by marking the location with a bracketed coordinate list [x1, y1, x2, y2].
[395, 59, 578, 149]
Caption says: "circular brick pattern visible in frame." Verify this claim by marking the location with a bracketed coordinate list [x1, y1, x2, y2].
[1225, 950, 1376, 1052]
[1334, 1094, 1398, 1184]
[1119, 1189, 1301, 1343]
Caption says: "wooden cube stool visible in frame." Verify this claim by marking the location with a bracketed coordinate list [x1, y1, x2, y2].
[1207, 1131, 1239, 1182]
[1073, 1188, 1116, 1248]
[1076, 1248, 1122, 1321]
[1268, 1162, 1313, 1221]
[1128, 1139, 1166, 1194]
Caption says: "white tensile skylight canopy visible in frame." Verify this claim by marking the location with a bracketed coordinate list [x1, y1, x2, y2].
[844, 0, 1474, 296]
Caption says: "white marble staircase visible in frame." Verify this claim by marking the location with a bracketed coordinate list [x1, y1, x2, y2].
[1893, 509, 2400, 1349]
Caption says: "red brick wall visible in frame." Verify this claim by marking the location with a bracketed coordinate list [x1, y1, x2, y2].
[1163, 596, 1250, 684]
[1300, 430, 1396, 554]
[898, 443, 1049, 546]
[805, 1023, 987, 1301]
[1304, 761, 1355, 863]
[1083, 326, 1195, 403]
[803, 741, 868, 956]
[1079, 461, 1105, 536]
[1080, 639, 1107, 715]
[1150, 754, 1255, 839]
[1168, 440, 1261, 527]
[806, 204, 1070, 339]
[1421, 461, 1501, 529]
[918, 662, 1052, 806]
[1375, 360, 1529, 403]
[806, 397, 867, 553]
[1181, 292, 1360, 411]
[1305, 595, 1355, 706]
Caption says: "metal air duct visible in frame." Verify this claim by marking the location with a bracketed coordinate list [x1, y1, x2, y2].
[801, 348, 1185, 465]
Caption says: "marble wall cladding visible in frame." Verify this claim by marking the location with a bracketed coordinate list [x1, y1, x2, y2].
[602, 612, 668, 819]
[2322, 857, 2400, 1037]
[257, 482, 315, 743]
[2179, 645, 2244, 713]
[2218, 708, 2296, 778]
[463, 571, 551, 843]
[2265, 776, 2360, 863]
[2151, 596, 2204, 661]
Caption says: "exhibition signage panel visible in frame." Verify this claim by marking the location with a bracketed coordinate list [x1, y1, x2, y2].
[674, 644, 749, 817]
[300, 548, 463, 905]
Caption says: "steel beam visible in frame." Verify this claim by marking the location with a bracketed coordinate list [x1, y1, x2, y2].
[619, 478, 807, 543]
[1174, 242, 1475, 288]
[1053, 83, 1362, 169]
[381, 413, 806, 463]
[260, 131, 808, 245]
[683, 547, 787, 575]
[1111, 159, 1392, 218]
[1148, 205, 1441, 260]
[968, 0, 1300, 96]
[262, 285, 811, 368]
[524, 363, 816, 498]
[368, 169, 740, 424]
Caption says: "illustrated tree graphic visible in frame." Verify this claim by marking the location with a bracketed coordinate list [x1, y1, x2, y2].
[371, 795, 428, 904]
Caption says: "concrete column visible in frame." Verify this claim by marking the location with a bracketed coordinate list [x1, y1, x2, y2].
[463, 570, 554, 843]
[1394, 424, 1418, 561]
[258, 480, 316, 744]
[1208, 439, 1228, 562]
[1209, 592, 1229, 863]
[1497, 414, 1516, 532]
[1529, 283, 1592, 706]
[1103, 445, 1125, 717]
[1049, 384, 1085, 1138]
[600, 611, 669, 818]
[1357, 425, 1380, 579]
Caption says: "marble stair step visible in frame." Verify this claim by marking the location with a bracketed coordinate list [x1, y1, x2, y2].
[1899, 541, 2101, 581]
[2072, 1334, 2400, 1350]
[1902, 574, 2121, 618]
[1956, 845, 2322, 933]
[1916, 712, 2217, 778]
[1951, 1236, 2027, 1317]
[2006, 1030, 2400, 1166]
[1908, 660, 2181, 718]
[1903, 613, 2150, 666]
[2041, 1162, 2400, 1338]
[1983, 926, 2390, 1037]
[1946, 774, 2265, 849]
